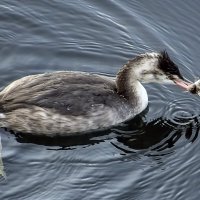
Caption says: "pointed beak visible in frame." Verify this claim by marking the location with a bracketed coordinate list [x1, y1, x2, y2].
[173, 77, 192, 90]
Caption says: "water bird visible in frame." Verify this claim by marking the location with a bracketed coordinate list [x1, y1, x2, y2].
[0, 51, 191, 136]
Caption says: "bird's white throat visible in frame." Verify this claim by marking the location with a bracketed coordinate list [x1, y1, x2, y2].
[131, 80, 148, 114]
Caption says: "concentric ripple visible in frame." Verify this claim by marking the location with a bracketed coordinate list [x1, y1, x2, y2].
[163, 98, 200, 126]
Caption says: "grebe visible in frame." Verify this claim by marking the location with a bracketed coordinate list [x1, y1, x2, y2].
[0, 51, 191, 136]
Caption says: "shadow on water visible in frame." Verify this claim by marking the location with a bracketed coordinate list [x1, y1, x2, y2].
[10, 129, 112, 150]
[112, 115, 200, 153]
[6, 109, 200, 152]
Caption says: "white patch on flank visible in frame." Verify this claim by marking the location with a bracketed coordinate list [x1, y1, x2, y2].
[0, 113, 5, 119]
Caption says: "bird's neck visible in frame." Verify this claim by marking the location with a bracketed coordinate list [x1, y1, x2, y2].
[116, 63, 148, 114]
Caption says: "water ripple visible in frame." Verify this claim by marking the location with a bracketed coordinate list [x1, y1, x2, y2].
[164, 98, 200, 126]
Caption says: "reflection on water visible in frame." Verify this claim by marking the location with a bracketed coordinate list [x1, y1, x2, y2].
[112, 115, 199, 154]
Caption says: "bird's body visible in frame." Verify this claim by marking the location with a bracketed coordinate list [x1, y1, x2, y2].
[0, 52, 191, 136]
[0, 72, 137, 136]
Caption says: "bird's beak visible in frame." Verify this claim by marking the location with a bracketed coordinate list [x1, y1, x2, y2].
[173, 77, 192, 90]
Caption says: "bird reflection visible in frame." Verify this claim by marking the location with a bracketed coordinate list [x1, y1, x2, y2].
[113, 114, 200, 153]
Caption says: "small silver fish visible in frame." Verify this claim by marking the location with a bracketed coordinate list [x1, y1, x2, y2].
[187, 80, 200, 96]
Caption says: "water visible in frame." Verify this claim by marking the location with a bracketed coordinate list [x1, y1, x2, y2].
[1, 0, 200, 199]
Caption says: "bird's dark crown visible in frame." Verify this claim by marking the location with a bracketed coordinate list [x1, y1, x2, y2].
[158, 51, 183, 79]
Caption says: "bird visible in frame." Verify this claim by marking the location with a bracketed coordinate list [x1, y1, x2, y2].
[0, 51, 191, 136]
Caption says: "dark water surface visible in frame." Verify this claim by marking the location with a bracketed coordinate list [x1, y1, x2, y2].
[1, 0, 200, 199]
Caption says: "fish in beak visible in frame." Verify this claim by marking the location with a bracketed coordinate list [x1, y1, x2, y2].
[187, 80, 200, 96]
